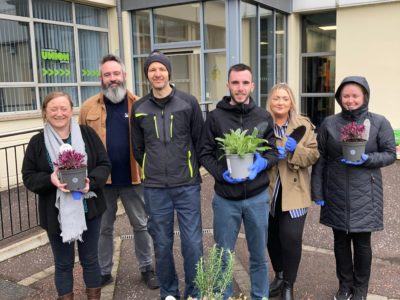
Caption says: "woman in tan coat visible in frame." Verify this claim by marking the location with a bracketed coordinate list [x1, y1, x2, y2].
[266, 83, 319, 300]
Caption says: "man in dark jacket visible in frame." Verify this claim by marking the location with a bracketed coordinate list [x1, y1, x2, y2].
[311, 76, 396, 300]
[131, 50, 204, 300]
[79, 55, 158, 289]
[199, 63, 278, 300]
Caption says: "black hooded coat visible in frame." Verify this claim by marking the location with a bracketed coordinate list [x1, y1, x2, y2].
[311, 76, 396, 232]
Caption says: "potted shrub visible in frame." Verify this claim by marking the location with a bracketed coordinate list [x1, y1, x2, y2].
[215, 128, 270, 179]
[54, 144, 87, 191]
[340, 121, 367, 162]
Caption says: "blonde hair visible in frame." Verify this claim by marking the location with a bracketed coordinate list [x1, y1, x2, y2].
[41, 92, 73, 121]
[266, 83, 299, 122]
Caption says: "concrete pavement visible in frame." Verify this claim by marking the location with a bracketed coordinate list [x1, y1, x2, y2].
[0, 162, 399, 299]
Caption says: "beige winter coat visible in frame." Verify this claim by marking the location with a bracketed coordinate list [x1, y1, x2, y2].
[268, 115, 319, 211]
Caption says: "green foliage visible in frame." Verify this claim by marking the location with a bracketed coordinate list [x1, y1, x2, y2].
[194, 245, 235, 300]
[394, 129, 400, 145]
[215, 128, 270, 158]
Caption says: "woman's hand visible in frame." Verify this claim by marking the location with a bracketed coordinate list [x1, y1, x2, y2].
[80, 177, 91, 194]
[50, 167, 69, 193]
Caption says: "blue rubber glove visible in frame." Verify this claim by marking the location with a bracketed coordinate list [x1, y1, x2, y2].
[223, 170, 246, 184]
[341, 154, 369, 165]
[72, 191, 83, 200]
[248, 153, 268, 180]
[314, 199, 325, 206]
[285, 136, 297, 153]
[277, 146, 287, 160]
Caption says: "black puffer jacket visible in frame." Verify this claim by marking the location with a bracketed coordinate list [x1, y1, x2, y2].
[199, 96, 278, 200]
[311, 76, 396, 232]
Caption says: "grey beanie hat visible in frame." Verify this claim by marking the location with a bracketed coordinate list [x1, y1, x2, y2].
[144, 50, 171, 79]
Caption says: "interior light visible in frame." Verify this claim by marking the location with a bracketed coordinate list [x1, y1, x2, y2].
[275, 30, 285, 35]
[260, 42, 268, 45]
[319, 25, 337, 31]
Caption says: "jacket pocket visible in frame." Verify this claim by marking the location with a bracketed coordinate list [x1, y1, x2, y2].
[188, 150, 193, 178]
[153, 116, 159, 139]
[141, 152, 147, 180]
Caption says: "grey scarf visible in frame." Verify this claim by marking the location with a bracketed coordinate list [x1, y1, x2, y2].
[44, 119, 87, 243]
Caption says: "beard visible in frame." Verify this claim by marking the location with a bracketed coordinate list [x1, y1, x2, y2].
[102, 81, 127, 104]
[229, 91, 251, 105]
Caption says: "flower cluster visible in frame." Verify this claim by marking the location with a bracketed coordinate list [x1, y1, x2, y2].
[340, 122, 366, 142]
[54, 149, 86, 170]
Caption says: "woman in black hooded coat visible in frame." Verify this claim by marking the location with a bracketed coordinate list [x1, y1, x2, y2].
[311, 76, 396, 300]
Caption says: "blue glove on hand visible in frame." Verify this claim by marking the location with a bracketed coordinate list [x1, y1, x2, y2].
[248, 153, 268, 180]
[277, 146, 287, 160]
[341, 154, 369, 165]
[285, 136, 297, 153]
[314, 199, 325, 206]
[72, 191, 83, 200]
[223, 170, 246, 184]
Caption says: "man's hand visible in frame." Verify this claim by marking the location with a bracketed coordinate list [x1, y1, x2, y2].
[223, 170, 246, 184]
[248, 153, 268, 180]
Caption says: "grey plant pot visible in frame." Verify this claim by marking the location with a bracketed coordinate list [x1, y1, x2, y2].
[59, 167, 87, 191]
[226, 153, 254, 179]
[341, 140, 367, 162]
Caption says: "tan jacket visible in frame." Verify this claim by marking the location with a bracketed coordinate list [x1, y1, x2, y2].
[79, 91, 141, 184]
[268, 115, 319, 211]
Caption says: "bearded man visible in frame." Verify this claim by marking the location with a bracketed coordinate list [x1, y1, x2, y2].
[79, 54, 159, 290]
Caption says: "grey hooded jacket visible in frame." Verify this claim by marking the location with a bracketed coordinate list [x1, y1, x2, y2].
[311, 76, 396, 232]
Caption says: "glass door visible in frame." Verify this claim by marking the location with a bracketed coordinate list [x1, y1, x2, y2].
[164, 49, 201, 102]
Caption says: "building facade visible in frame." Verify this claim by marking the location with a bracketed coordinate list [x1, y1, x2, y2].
[1, 0, 399, 133]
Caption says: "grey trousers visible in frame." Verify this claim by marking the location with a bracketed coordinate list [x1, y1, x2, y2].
[98, 184, 153, 275]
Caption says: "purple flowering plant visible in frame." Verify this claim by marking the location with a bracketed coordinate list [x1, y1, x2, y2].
[340, 122, 366, 142]
[54, 149, 86, 170]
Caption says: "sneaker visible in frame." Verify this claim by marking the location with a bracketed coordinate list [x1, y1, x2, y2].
[141, 269, 160, 289]
[334, 289, 352, 300]
[100, 274, 113, 287]
[352, 292, 367, 300]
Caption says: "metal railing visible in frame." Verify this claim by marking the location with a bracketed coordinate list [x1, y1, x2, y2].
[0, 127, 43, 241]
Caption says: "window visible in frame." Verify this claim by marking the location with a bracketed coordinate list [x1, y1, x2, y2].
[301, 12, 336, 127]
[0, 0, 109, 114]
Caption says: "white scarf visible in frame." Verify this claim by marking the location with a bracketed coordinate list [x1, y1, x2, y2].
[44, 119, 87, 243]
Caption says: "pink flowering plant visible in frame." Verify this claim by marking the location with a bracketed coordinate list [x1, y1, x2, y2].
[340, 122, 366, 142]
[54, 149, 86, 170]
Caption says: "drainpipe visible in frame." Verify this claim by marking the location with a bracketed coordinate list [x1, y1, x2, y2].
[117, 0, 124, 61]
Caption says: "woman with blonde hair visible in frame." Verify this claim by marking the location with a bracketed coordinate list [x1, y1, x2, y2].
[266, 83, 319, 299]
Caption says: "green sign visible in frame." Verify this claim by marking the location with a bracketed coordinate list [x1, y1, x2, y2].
[42, 68, 71, 77]
[81, 69, 100, 77]
[41, 49, 70, 63]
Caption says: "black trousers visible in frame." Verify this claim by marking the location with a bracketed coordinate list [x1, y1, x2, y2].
[333, 229, 372, 297]
[267, 188, 306, 285]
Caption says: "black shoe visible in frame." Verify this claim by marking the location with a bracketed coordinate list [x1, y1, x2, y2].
[269, 271, 283, 297]
[351, 290, 367, 300]
[281, 281, 294, 300]
[100, 274, 113, 287]
[334, 289, 352, 300]
[141, 268, 160, 289]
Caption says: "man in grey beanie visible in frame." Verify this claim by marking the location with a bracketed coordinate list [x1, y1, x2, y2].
[131, 50, 204, 300]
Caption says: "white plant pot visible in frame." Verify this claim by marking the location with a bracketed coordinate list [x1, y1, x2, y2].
[226, 153, 254, 179]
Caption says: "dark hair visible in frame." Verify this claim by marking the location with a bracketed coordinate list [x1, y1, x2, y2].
[99, 54, 126, 73]
[41, 92, 73, 121]
[228, 63, 253, 80]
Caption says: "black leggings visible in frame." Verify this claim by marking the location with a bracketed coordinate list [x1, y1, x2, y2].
[267, 189, 306, 284]
[333, 229, 372, 296]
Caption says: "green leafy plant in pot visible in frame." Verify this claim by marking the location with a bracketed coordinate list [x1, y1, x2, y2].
[340, 121, 367, 162]
[215, 128, 270, 179]
[54, 144, 87, 191]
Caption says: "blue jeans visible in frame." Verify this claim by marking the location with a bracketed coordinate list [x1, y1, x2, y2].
[144, 185, 203, 299]
[48, 216, 101, 296]
[213, 190, 269, 300]
[99, 185, 153, 274]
